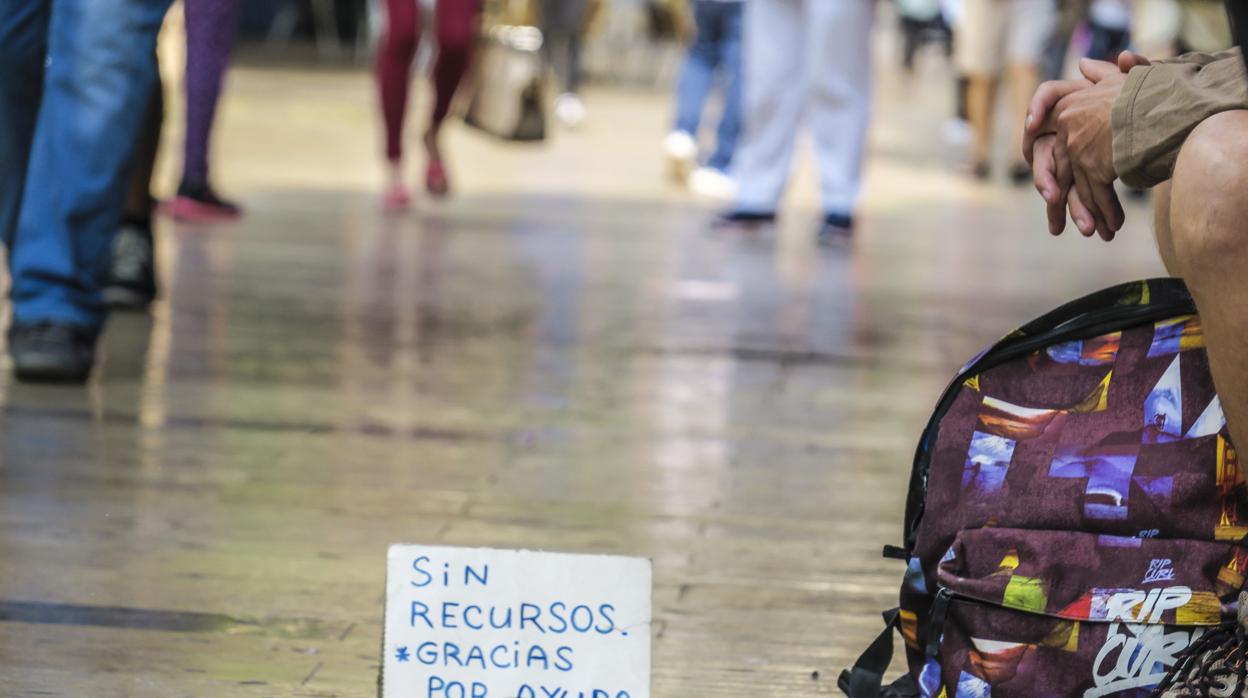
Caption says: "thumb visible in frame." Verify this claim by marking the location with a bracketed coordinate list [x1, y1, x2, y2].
[1116, 50, 1152, 72]
[1079, 58, 1121, 83]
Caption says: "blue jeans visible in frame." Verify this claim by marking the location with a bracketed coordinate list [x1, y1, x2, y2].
[0, 0, 171, 330]
[673, 0, 743, 173]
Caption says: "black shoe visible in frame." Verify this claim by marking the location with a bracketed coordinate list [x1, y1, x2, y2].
[964, 160, 991, 181]
[1008, 161, 1032, 186]
[817, 211, 854, 247]
[713, 210, 777, 232]
[8, 322, 97, 383]
[171, 179, 242, 220]
[103, 219, 157, 310]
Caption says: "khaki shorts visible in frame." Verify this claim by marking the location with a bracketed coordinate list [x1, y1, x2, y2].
[956, 0, 1058, 74]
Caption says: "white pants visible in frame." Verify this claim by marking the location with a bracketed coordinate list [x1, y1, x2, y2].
[733, 0, 875, 216]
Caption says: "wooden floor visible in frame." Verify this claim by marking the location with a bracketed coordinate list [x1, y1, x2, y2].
[0, 48, 1168, 696]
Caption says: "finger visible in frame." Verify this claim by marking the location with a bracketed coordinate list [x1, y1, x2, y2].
[1054, 137, 1074, 191]
[1089, 180, 1125, 238]
[1117, 50, 1151, 72]
[1031, 138, 1060, 203]
[1068, 187, 1097, 237]
[1032, 138, 1067, 234]
[1026, 79, 1090, 135]
[1078, 57, 1121, 83]
[1073, 167, 1108, 236]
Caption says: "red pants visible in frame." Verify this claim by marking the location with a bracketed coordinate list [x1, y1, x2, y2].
[376, 0, 480, 163]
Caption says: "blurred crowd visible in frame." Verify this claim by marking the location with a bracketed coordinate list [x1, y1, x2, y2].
[0, 0, 1235, 383]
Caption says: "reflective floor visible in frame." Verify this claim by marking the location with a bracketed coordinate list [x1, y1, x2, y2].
[0, 52, 1167, 696]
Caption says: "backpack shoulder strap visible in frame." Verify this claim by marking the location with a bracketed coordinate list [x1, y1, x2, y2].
[838, 608, 901, 698]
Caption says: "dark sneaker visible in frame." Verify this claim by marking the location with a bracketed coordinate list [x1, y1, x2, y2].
[169, 179, 242, 222]
[712, 210, 777, 233]
[8, 322, 97, 383]
[817, 211, 854, 247]
[1154, 591, 1248, 697]
[103, 220, 157, 310]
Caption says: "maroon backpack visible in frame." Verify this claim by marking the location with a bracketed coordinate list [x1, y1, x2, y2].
[840, 278, 1247, 697]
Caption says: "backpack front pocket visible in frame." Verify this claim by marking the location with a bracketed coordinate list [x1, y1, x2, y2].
[918, 527, 1245, 697]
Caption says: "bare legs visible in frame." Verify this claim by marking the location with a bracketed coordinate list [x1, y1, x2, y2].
[966, 74, 997, 168]
[1155, 110, 1248, 452]
[966, 63, 1040, 178]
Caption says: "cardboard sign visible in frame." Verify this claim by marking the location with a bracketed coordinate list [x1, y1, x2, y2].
[383, 545, 652, 698]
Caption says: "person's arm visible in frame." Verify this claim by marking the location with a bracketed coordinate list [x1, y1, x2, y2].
[1113, 49, 1248, 187]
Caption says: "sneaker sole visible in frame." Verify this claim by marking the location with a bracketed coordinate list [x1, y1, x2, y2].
[12, 357, 91, 383]
[167, 197, 242, 222]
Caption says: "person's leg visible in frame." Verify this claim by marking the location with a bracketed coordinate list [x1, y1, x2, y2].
[1160, 110, 1248, 453]
[1151, 181, 1181, 275]
[966, 74, 998, 168]
[957, 0, 1005, 174]
[564, 1, 587, 94]
[377, 0, 420, 196]
[707, 1, 743, 173]
[667, 0, 718, 176]
[729, 0, 804, 216]
[425, 0, 480, 195]
[541, 0, 574, 92]
[124, 76, 162, 223]
[805, 0, 874, 224]
[108, 75, 163, 310]
[180, 0, 240, 195]
[11, 0, 170, 327]
[8, 0, 171, 379]
[0, 0, 49, 251]
[674, 1, 721, 136]
[542, 0, 588, 127]
[1004, 0, 1056, 183]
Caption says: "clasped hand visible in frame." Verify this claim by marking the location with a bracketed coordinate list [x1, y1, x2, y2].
[1023, 52, 1149, 241]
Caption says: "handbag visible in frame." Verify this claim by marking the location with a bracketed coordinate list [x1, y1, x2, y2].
[462, 25, 548, 143]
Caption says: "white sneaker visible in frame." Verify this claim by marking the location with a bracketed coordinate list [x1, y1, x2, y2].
[664, 130, 698, 181]
[554, 93, 586, 129]
[688, 166, 738, 201]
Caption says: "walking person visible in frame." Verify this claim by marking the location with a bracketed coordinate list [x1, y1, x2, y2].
[717, 0, 875, 244]
[664, 0, 744, 200]
[0, 0, 173, 382]
[377, 0, 482, 210]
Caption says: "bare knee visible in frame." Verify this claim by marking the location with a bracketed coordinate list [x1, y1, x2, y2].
[1169, 110, 1248, 274]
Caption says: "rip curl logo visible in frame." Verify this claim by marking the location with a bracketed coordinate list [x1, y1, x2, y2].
[1143, 559, 1177, 584]
[1086, 586, 1203, 698]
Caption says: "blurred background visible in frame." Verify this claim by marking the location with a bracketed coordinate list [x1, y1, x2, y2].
[0, 0, 1230, 695]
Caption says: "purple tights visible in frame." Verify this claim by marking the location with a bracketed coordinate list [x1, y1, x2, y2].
[182, 0, 241, 186]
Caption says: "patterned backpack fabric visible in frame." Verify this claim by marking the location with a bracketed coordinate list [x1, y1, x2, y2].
[840, 278, 1248, 698]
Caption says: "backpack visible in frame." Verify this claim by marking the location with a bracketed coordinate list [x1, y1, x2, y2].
[840, 278, 1248, 698]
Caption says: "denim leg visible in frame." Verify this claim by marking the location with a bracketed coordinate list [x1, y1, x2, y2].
[0, 0, 50, 252]
[672, 1, 721, 135]
[707, 2, 743, 172]
[10, 0, 172, 329]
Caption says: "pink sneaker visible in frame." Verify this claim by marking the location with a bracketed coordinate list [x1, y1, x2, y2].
[168, 182, 243, 222]
[382, 183, 412, 212]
